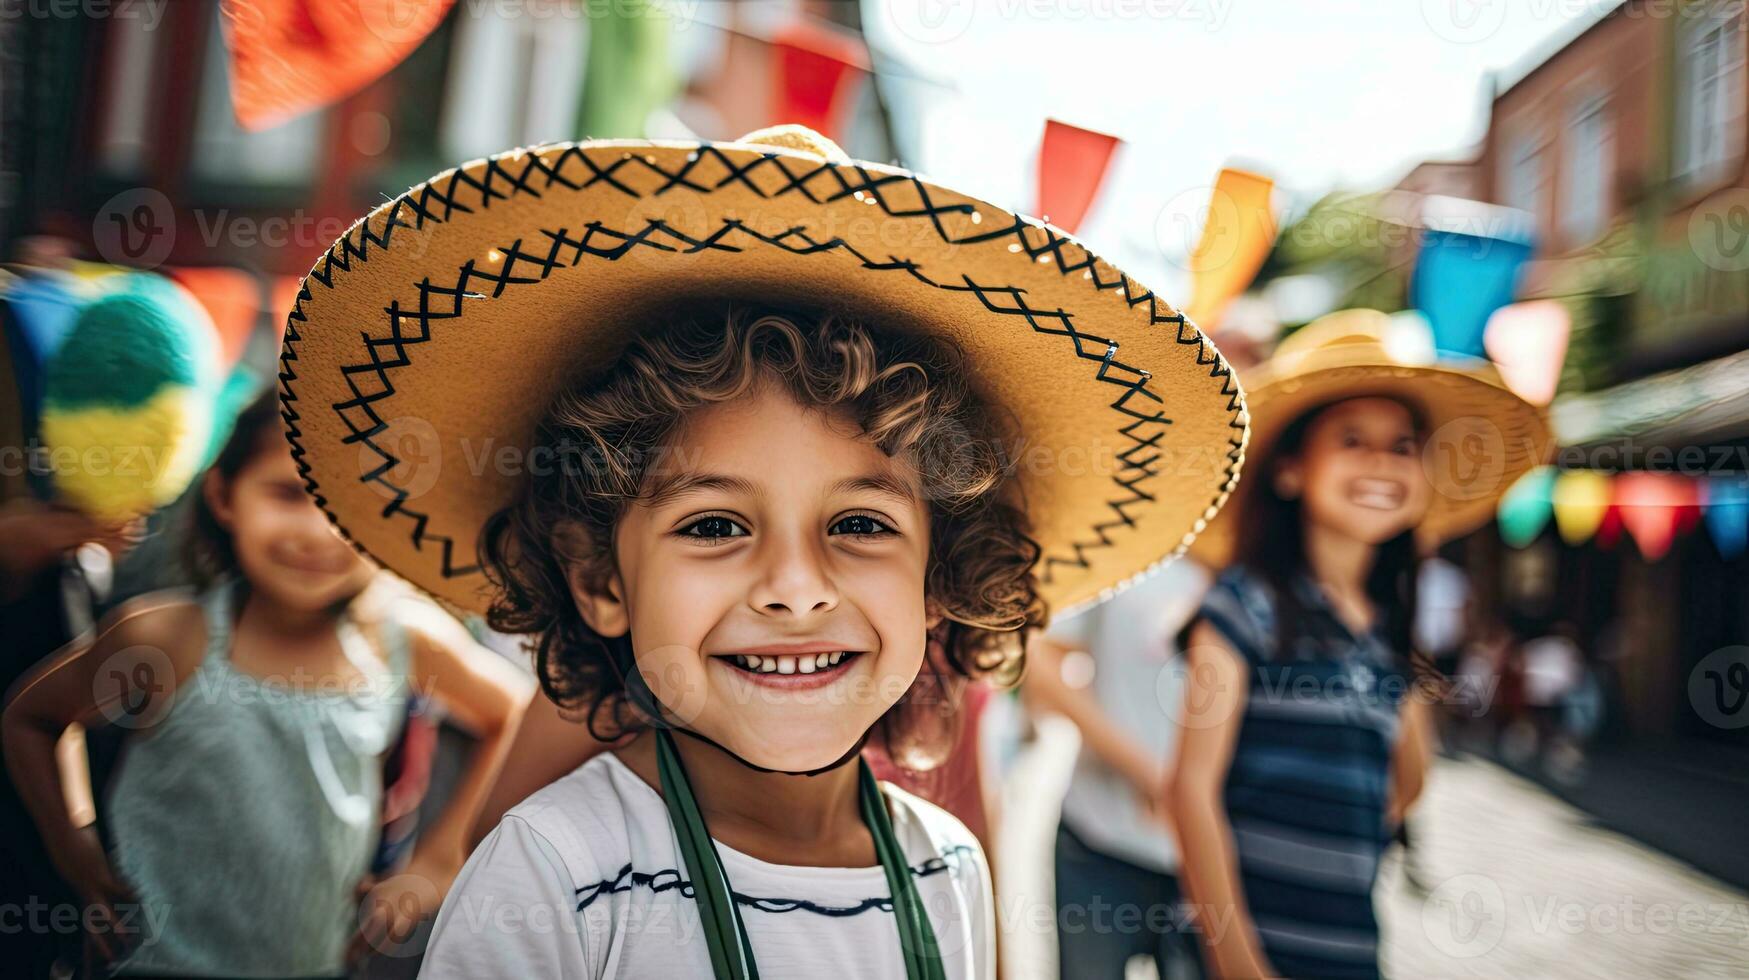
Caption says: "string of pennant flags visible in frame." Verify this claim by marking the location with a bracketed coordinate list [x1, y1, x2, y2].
[1498, 467, 1749, 561]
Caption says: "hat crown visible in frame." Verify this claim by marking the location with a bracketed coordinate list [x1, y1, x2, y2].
[1269, 308, 1437, 378]
[736, 124, 851, 164]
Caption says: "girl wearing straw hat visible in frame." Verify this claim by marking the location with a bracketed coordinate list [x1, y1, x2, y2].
[1166, 310, 1551, 979]
[278, 124, 1248, 978]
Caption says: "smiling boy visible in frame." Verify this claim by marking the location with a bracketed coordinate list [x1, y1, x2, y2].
[280, 125, 1247, 978]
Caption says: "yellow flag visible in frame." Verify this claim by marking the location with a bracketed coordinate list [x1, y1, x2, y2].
[1184, 168, 1276, 332]
[1552, 470, 1611, 545]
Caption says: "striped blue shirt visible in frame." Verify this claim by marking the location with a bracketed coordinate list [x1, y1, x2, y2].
[1198, 564, 1410, 980]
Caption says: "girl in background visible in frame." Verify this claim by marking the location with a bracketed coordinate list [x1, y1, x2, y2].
[3, 392, 531, 977]
[1167, 313, 1549, 979]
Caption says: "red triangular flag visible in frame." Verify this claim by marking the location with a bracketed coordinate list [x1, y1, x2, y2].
[1595, 502, 1623, 549]
[1036, 119, 1121, 234]
[772, 21, 869, 142]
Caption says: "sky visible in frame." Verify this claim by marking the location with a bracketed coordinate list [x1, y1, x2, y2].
[863, 0, 1612, 298]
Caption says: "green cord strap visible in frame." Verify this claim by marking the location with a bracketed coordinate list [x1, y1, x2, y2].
[655, 729, 946, 980]
[860, 758, 948, 980]
[657, 729, 759, 980]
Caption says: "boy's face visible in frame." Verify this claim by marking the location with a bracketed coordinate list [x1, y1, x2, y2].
[574, 384, 937, 772]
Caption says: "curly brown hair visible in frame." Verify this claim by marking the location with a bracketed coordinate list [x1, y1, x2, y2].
[480, 303, 1045, 769]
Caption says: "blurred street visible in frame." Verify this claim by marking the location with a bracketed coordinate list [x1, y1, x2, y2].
[997, 717, 1749, 979]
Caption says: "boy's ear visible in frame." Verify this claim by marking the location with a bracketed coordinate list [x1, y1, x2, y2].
[553, 520, 629, 637]
[564, 562, 630, 638]
[924, 601, 945, 632]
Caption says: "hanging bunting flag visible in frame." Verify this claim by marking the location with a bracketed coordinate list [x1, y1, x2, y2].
[771, 19, 869, 142]
[1483, 300, 1571, 406]
[1551, 469, 1611, 545]
[1498, 465, 1557, 548]
[576, 0, 678, 138]
[1184, 168, 1277, 333]
[1704, 479, 1749, 559]
[167, 267, 261, 372]
[1411, 197, 1535, 357]
[1615, 472, 1695, 562]
[1676, 491, 1703, 535]
[1036, 119, 1121, 236]
[222, 0, 455, 131]
[1595, 500, 1624, 549]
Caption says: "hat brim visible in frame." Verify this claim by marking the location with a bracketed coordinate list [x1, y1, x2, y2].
[1188, 355, 1552, 569]
[280, 138, 1248, 616]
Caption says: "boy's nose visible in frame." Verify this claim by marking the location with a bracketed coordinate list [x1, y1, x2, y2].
[749, 533, 839, 617]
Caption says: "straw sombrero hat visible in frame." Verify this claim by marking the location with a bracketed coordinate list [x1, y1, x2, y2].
[1190, 309, 1552, 568]
[279, 125, 1248, 617]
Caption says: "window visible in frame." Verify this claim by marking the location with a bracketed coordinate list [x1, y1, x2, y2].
[1562, 94, 1611, 245]
[96, 16, 163, 176]
[189, 9, 324, 186]
[1503, 133, 1549, 234]
[439, 9, 589, 162]
[1676, 5, 1746, 185]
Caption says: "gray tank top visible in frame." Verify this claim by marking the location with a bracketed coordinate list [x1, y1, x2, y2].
[106, 580, 409, 977]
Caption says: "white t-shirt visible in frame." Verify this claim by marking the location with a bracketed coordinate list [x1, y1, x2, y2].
[1046, 557, 1211, 874]
[419, 752, 995, 980]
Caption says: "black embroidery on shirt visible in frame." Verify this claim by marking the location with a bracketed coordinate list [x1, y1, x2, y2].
[573, 844, 977, 916]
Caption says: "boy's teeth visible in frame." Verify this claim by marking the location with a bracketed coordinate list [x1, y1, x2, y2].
[730, 652, 853, 674]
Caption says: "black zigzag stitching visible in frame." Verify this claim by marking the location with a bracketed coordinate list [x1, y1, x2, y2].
[279, 143, 1244, 586]
[572, 845, 978, 916]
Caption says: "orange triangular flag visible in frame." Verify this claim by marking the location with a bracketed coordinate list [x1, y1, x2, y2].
[222, 0, 454, 131]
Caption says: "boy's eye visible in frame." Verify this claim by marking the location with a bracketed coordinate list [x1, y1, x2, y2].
[831, 514, 893, 537]
[679, 516, 748, 540]
[1391, 438, 1416, 456]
